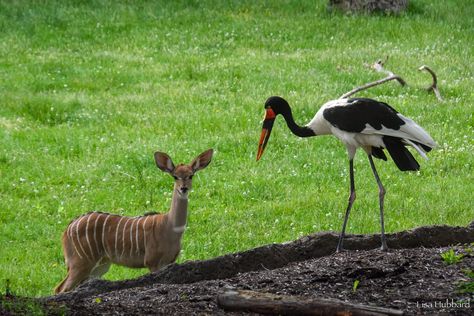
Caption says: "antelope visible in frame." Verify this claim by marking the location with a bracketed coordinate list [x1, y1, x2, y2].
[54, 149, 213, 293]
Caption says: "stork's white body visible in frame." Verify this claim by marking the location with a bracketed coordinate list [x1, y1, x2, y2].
[306, 98, 436, 159]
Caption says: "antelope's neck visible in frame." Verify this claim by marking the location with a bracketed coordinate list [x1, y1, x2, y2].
[168, 190, 188, 234]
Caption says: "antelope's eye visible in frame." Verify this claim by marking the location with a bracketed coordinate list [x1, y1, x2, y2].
[173, 176, 178, 180]
[189, 175, 193, 180]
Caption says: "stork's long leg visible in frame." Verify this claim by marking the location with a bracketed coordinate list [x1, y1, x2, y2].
[336, 159, 356, 252]
[368, 155, 388, 251]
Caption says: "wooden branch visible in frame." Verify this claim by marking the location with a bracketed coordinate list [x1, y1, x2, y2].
[340, 58, 406, 99]
[418, 65, 443, 101]
[217, 289, 404, 316]
[339, 75, 406, 99]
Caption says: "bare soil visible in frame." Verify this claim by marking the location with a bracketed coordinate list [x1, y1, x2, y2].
[3, 222, 474, 315]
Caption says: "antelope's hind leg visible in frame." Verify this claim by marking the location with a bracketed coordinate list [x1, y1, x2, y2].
[55, 262, 96, 294]
[54, 271, 70, 294]
[90, 258, 111, 279]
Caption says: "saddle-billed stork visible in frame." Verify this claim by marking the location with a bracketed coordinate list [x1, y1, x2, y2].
[256, 96, 436, 252]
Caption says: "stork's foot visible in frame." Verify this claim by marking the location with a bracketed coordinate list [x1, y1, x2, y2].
[381, 236, 388, 252]
[336, 237, 345, 253]
[336, 239, 348, 253]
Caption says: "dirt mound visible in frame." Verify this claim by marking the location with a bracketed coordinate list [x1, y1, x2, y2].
[34, 222, 474, 314]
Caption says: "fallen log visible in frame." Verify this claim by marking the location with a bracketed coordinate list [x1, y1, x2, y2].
[217, 289, 404, 316]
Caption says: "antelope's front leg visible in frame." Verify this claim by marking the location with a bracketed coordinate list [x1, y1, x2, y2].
[145, 252, 165, 272]
[147, 262, 165, 273]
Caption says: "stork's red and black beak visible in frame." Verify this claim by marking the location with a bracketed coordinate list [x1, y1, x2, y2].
[256, 108, 276, 161]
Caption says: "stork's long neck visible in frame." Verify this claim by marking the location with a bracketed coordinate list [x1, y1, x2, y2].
[281, 108, 316, 138]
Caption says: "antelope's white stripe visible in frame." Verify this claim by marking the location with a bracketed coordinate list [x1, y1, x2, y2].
[69, 220, 83, 259]
[76, 216, 91, 261]
[173, 225, 186, 233]
[114, 217, 126, 259]
[121, 218, 132, 258]
[93, 213, 101, 255]
[142, 215, 151, 252]
[102, 214, 111, 258]
[85, 214, 95, 259]
[135, 217, 142, 255]
[129, 218, 135, 257]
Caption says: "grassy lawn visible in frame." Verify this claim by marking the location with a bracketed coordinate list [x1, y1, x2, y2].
[0, 0, 473, 297]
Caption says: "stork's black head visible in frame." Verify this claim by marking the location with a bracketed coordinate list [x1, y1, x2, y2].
[257, 96, 291, 161]
[257, 96, 316, 160]
[264, 96, 291, 116]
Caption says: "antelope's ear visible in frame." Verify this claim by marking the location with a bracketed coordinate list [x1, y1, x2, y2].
[191, 149, 213, 172]
[154, 152, 175, 174]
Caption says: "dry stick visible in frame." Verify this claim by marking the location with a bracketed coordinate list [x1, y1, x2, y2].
[339, 75, 406, 99]
[339, 58, 406, 99]
[419, 65, 443, 101]
[218, 289, 404, 316]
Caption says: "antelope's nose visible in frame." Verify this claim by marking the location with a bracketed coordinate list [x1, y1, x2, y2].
[180, 187, 189, 193]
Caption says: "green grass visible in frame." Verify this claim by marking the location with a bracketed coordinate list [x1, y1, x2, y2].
[440, 249, 464, 265]
[458, 269, 474, 294]
[1, 0, 473, 297]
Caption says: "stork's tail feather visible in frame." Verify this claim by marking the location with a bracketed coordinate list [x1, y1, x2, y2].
[414, 141, 433, 153]
[383, 136, 420, 171]
[371, 146, 387, 161]
[404, 139, 428, 160]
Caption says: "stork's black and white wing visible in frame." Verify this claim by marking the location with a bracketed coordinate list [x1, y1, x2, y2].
[309, 98, 437, 171]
